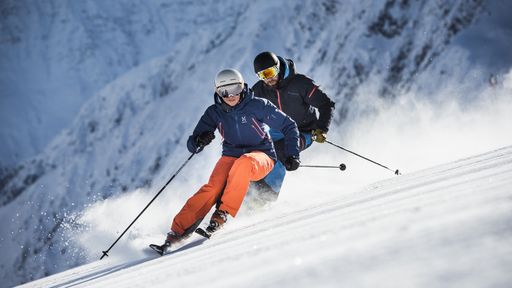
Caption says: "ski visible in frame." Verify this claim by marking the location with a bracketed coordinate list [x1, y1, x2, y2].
[195, 227, 212, 239]
[149, 243, 169, 256]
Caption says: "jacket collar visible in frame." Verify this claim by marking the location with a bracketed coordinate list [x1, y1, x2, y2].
[276, 56, 296, 89]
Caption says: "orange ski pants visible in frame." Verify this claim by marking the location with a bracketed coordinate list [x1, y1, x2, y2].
[171, 151, 274, 235]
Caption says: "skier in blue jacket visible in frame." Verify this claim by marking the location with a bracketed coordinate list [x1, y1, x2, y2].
[153, 69, 300, 253]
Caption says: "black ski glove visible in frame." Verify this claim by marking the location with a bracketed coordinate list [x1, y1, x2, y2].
[284, 155, 300, 171]
[196, 131, 215, 148]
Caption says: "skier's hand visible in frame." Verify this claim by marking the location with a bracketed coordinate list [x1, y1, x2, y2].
[312, 129, 327, 143]
[284, 155, 300, 171]
[196, 131, 215, 148]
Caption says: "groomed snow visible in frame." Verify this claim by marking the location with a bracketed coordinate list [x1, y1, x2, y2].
[19, 146, 512, 288]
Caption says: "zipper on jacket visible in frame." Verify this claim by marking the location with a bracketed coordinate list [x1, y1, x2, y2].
[276, 90, 283, 111]
[234, 112, 242, 143]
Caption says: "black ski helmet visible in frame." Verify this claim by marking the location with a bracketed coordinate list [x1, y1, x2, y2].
[253, 51, 279, 73]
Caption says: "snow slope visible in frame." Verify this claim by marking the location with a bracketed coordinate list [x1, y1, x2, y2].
[18, 146, 512, 288]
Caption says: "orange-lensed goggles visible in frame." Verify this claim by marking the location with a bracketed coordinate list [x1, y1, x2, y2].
[256, 66, 279, 80]
[217, 83, 244, 98]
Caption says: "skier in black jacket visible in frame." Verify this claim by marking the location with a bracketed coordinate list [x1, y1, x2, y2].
[250, 51, 335, 201]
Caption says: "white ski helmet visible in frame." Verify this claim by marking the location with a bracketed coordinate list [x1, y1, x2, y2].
[214, 68, 245, 97]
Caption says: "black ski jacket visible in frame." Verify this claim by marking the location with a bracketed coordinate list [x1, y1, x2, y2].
[252, 56, 335, 132]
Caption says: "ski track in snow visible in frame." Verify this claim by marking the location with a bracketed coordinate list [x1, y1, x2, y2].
[19, 146, 512, 288]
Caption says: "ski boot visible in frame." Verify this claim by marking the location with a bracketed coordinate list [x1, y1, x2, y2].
[195, 210, 228, 239]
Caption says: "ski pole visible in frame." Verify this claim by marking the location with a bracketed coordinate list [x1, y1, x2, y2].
[300, 163, 346, 171]
[324, 140, 401, 175]
[100, 151, 197, 260]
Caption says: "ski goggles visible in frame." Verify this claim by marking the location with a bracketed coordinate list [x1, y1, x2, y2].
[256, 65, 279, 80]
[216, 82, 244, 98]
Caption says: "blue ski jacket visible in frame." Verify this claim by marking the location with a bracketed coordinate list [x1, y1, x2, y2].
[187, 84, 300, 161]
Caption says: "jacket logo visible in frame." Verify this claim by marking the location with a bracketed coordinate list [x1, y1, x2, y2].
[241, 116, 247, 124]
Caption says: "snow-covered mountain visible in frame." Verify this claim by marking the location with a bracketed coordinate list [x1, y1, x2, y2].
[0, 0, 242, 168]
[19, 145, 512, 288]
[1, 1, 512, 287]
[2, 0, 502, 169]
